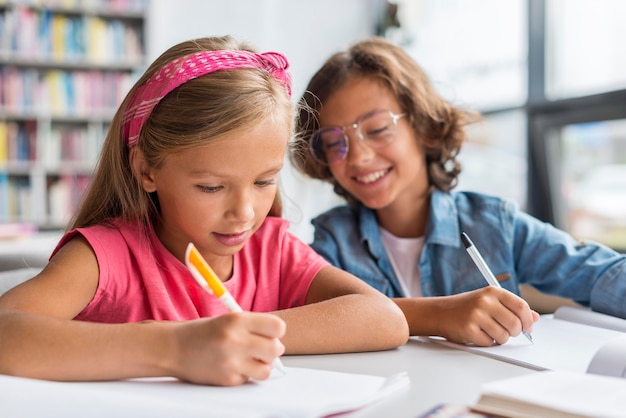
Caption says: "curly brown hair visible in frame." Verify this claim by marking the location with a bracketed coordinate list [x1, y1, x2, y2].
[289, 36, 479, 204]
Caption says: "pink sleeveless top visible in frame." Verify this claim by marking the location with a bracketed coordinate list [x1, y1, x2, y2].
[52, 217, 328, 323]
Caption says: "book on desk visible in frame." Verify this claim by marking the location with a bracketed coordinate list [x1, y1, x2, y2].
[420, 306, 626, 418]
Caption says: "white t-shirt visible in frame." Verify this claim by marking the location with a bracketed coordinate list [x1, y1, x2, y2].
[379, 227, 425, 297]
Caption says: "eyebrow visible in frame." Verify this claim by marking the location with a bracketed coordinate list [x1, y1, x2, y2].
[321, 108, 383, 129]
[187, 165, 283, 178]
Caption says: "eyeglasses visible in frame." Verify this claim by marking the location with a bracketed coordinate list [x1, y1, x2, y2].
[309, 109, 407, 165]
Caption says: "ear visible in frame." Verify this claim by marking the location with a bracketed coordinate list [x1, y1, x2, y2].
[129, 146, 157, 193]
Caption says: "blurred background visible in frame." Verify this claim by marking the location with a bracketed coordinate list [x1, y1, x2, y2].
[1, 0, 625, 272]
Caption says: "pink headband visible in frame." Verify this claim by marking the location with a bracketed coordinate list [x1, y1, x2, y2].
[122, 50, 292, 146]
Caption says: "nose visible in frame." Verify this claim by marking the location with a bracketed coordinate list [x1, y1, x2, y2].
[344, 130, 374, 165]
[225, 190, 255, 223]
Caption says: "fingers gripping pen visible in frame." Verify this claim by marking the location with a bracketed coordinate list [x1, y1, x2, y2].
[185, 242, 287, 373]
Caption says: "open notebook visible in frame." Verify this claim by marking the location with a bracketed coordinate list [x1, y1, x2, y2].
[471, 370, 626, 418]
[421, 306, 626, 377]
[421, 307, 626, 418]
[0, 367, 409, 418]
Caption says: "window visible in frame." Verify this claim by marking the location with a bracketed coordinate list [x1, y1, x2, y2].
[393, 0, 528, 208]
[546, 0, 626, 100]
[458, 111, 527, 207]
[558, 121, 626, 236]
[393, 0, 626, 251]
[394, 0, 527, 110]
[529, 0, 626, 251]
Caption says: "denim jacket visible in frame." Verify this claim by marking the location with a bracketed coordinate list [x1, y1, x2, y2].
[311, 189, 626, 319]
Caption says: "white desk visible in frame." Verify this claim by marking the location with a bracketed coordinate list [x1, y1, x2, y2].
[285, 337, 535, 417]
[0, 337, 535, 417]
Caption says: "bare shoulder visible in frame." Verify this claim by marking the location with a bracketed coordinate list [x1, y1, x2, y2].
[0, 235, 99, 318]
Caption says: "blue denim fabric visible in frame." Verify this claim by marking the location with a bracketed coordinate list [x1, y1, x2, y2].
[310, 189, 626, 318]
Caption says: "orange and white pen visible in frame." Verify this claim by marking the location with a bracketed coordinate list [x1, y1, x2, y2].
[184, 242, 286, 374]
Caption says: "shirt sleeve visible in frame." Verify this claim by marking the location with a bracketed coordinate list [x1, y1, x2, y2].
[277, 221, 329, 309]
[512, 209, 626, 318]
[310, 216, 344, 268]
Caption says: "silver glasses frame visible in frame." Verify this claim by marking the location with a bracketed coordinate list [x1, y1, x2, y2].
[309, 109, 407, 166]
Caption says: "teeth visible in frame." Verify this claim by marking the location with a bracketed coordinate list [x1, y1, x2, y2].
[356, 169, 387, 184]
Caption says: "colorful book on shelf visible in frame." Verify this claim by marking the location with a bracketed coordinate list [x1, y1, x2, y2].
[0, 172, 8, 220]
[0, 122, 7, 163]
[51, 13, 67, 58]
[420, 306, 626, 378]
[0, 222, 37, 239]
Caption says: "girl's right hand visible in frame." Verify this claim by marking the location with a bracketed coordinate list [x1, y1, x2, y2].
[396, 286, 540, 346]
[167, 312, 286, 386]
[435, 286, 539, 346]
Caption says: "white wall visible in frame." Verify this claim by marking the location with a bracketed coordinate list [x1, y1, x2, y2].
[146, 0, 380, 242]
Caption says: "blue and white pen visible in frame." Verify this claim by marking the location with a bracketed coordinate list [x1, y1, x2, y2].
[461, 232, 533, 344]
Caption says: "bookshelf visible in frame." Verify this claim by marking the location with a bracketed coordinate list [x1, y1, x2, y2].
[0, 0, 147, 230]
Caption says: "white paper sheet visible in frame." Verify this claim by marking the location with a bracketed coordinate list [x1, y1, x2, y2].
[555, 306, 626, 333]
[0, 367, 410, 418]
[422, 314, 626, 373]
[586, 335, 626, 377]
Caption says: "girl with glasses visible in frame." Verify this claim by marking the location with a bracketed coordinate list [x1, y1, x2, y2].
[290, 36, 626, 346]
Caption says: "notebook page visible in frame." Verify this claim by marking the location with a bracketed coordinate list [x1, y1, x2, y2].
[422, 315, 626, 373]
[0, 367, 410, 418]
[554, 306, 626, 333]
[586, 335, 626, 377]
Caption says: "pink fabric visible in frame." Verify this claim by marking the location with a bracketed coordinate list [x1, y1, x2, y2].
[122, 50, 292, 146]
[51, 217, 327, 323]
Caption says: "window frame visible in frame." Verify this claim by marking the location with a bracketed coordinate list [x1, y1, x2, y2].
[491, 0, 626, 251]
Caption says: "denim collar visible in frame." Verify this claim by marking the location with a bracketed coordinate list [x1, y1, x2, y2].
[428, 189, 462, 248]
[357, 189, 462, 254]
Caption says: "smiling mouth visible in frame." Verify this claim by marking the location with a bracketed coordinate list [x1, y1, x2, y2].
[354, 168, 391, 184]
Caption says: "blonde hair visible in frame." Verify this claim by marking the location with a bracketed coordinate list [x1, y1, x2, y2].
[290, 36, 479, 204]
[68, 36, 294, 231]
